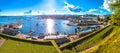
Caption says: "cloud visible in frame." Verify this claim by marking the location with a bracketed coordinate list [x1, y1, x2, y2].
[99, 10, 104, 13]
[88, 8, 104, 14]
[23, 10, 43, 15]
[101, 0, 110, 11]
[88, 9, 99, 13]
[64, 1, 82, 13]
[24, 10, 32, 14]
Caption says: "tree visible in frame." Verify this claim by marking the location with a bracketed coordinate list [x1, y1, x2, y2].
[109, 0, 120, 26]
[110, 12, 120, 25]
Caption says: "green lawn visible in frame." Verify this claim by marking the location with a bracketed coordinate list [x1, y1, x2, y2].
[62, 26, 113, 53]
[0, 39, 57, 53]
[0, 25, 118, 53]
[88, 26, 120, 53]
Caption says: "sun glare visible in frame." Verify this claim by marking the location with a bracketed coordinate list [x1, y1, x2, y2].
[46, 19, 55, 34]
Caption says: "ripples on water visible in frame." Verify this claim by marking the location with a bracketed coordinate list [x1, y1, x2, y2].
[46, 19, 55, 34]
[0, 16, 78, 36]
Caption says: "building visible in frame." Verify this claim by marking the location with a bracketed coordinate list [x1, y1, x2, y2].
[78, 15, 99, 26]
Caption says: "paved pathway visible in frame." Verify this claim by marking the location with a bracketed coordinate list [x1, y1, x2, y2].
[0, 39, 6, 47]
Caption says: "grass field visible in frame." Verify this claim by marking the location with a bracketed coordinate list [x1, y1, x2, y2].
[0, 38, 57, 53]
[62, 26, 113, 53]
[0, 25, 119, 53]
[87, 26, 120, 53]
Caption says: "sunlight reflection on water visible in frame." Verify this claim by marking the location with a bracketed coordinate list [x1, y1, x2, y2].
[46, 19, 55, 34]
[0, 17, 78, 35]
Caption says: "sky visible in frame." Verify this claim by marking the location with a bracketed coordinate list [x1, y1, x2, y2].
[0, 0, 111, 15]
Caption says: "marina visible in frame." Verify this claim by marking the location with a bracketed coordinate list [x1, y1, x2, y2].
[0, 16, 102, 45]
[0, 16, 95, 36]
[0, 0, 116, 53]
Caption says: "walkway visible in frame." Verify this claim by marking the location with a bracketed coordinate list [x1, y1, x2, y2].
[0, 39, 6, 47]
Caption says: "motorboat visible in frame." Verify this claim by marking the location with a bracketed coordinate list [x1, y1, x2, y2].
[16, 24, 22, 29]
[66, 22, 78, 26]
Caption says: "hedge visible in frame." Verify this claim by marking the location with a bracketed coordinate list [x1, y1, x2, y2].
[59, 25, 110, 50]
